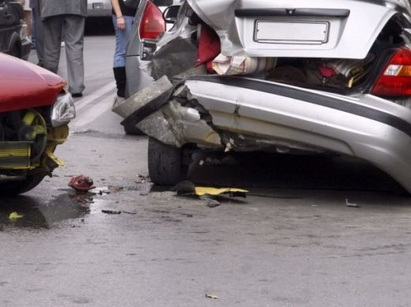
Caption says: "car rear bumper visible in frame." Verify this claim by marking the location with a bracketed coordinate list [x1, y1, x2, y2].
[116, 75, 411, 193]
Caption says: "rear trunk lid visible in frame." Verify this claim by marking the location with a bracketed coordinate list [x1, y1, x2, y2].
[187, 0, 409, 59]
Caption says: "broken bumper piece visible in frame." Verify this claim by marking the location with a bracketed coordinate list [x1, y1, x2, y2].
[114, 75, 411, 194]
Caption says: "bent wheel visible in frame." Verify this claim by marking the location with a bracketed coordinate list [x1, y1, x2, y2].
[148, 137, 186, 185]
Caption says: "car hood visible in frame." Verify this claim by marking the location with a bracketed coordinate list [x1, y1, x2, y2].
[0, 53, 66, 112]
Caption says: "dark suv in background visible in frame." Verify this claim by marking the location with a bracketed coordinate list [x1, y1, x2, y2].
[0, 0, 31, 60]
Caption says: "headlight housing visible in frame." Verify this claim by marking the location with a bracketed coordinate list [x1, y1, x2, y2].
[51, 90, 76, 127]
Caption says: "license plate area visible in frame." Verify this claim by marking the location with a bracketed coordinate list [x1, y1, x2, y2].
[92, 2, 104, 9]
[254, 20, 329, 45]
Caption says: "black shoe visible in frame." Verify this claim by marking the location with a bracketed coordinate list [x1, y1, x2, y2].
[72, 93, 83, 98]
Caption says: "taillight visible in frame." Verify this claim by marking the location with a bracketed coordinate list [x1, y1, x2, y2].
[372, 46, 411, 96]
[139, 1, 166, 40]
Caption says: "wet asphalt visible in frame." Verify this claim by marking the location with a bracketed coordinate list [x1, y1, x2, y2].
[2, 112, 411, 307]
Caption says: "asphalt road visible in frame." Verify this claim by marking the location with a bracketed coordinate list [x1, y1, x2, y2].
[1, 26, 411, 307]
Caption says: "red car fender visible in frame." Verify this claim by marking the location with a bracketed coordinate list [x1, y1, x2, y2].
[0, 53, 66, 112]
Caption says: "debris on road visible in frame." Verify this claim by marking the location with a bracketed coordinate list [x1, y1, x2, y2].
[101, 210, 137, 215]
[171, 181, 248, 197]
[122, 210, 137, 215]
[102, 210, 122, 214]
[135, 174, 148, 183]
[171, 181, 247, 208]
[346, 198, 360, 208]
[8, 211, 23, 221]
[200, 195, 221, 208]
[205, 294, 219, 299]
[68, 175, 96, 191]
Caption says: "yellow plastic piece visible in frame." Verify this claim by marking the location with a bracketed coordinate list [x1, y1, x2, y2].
[194, 187, 248, 196]
[9, 212, 24, 221]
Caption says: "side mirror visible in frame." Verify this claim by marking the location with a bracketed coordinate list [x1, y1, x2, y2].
[153, 0, 173, 7]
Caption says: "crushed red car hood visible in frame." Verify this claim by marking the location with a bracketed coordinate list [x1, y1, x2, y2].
[0, 53, 66, 112]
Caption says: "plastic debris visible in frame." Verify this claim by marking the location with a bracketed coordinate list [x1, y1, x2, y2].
[205, 294, 219, 300]
[68, 174, 96, 191]
[195, 186, 248, 197]
[171, 181, 248, 198]
[9, 211, 23, 221]
[346, 198, 360, 208]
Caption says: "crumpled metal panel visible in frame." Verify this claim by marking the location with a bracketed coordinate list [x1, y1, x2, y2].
[137, 98, 222, 148]
[150, 37, 199, 80]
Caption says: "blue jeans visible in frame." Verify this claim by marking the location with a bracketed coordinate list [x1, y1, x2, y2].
[112, 15, 135, 67]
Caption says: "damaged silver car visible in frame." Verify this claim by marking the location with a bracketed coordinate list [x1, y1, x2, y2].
[114, 0, 411, 193]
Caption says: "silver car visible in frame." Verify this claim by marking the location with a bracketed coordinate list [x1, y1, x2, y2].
[115, 0, 411, 194]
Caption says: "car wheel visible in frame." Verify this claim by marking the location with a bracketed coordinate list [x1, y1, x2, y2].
[0, 174, 45, 196]
[148, 137, 186, 185]
[9, 43, 21, 59]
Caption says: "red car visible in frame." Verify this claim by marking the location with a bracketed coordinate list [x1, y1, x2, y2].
[0, 53, 76, 195]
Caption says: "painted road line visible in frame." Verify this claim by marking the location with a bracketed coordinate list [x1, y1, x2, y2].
[74, 81, 116, 112]
[71, 92, 115, 128]
[71, 81, 116, 128]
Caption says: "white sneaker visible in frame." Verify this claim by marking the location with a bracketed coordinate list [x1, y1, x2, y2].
[61, 41, 65, 47]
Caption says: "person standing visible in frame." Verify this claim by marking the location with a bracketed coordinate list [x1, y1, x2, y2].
[19, 0, 32, 38]
[40, 0, 87, 97]
[111, 0, 138, 104]
[29, 0, 44, 66]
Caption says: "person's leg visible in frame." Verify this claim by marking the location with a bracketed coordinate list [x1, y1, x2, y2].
[23, 1, 32, 37]
[31, 7, 45, 66]
[42, 16, 63, 73]
[24, 11, 32, 37]
[64, 15, 86, 95]
[112, 15, 134, 98]
[31, 11, 36, 43]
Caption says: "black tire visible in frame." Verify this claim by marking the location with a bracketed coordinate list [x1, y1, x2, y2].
[148, 137, 185, 185]
[123, 122, 144, 135]
[9, 43, 21, 59]
[0, 174, 45, 196]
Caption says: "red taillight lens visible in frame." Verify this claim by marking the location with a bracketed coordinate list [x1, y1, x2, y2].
[139, 1, 166, 40]
[372, 46, 411, 96]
